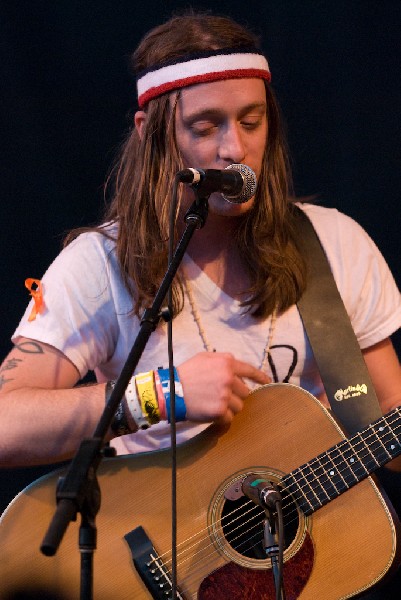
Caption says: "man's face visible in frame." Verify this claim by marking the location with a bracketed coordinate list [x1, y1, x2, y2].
[174, 78, 268, 216]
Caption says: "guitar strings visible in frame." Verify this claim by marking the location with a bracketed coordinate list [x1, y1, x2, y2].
[144, 412, 401, 593]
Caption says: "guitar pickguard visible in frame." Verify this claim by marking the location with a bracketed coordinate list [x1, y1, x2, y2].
[199, 531, 314, 600]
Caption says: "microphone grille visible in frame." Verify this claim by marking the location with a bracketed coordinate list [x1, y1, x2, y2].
[223, 164, 257, 204]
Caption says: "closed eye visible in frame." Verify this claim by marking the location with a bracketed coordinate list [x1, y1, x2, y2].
[241, 118, 263, 130]
[190, 121, 219, 137]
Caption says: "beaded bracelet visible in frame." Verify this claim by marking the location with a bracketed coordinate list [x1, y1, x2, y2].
[158, 367, 187, 422]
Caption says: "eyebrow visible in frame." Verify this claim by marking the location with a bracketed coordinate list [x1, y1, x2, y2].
[183, 102, 267, 125]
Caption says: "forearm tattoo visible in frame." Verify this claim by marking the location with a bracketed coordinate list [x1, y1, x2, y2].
[0, 374, 13, 390]
[0, 342, 44, 390]
[0, 358, 22, 371]
[0, 358, 23, 389]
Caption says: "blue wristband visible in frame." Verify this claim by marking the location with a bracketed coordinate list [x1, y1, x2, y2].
[158, 367, 186, 422]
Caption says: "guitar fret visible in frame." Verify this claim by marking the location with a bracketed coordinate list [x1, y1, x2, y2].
[324, 445, 353, 491]
[355, 432, 381, 472]
[373, 424, 393, 461]
[375, 412, 401, 461]
[297, 464, 326, 507]
[339, 434, 368, 483]
[334, 440, 366, 481]
[310, 456, 339, 498]
[283, 472, 315, 515]
[312, 454, 344, 494]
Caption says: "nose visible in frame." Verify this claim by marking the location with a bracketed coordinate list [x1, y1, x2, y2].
[218, 121, 246, 164]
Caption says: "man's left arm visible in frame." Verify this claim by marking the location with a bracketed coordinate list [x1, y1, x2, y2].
[363, 337, 401, 476]
[362, 337, 401, 414]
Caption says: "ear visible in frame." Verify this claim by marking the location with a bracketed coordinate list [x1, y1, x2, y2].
[134, 110, 147, 140]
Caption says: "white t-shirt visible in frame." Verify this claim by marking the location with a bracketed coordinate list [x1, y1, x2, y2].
[13, 204, 401, 455]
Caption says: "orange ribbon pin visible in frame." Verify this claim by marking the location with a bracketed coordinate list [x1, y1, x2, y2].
[25, 278, 45, 322]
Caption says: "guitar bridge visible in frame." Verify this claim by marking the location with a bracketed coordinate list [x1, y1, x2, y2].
[124, 526, 186, 599]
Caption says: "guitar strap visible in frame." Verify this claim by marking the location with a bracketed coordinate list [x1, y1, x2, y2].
[293, 205, 383, 435]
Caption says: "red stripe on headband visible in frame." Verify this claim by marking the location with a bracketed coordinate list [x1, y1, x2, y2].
[138, 68, 271, 108]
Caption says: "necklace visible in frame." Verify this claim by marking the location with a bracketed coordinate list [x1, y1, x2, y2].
[182, 274, 277, 373]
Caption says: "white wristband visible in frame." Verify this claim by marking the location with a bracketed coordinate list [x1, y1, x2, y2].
[125, 376, 150, 430]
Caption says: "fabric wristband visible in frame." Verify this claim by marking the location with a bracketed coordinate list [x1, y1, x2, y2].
[125, 376, 150, 430]
[158, 367, 186, 422]
[154, 369, 167, 421]
[135, 370, 161, 425]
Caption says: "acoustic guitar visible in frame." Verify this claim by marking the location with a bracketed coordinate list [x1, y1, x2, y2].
[0, 383, 400, 599]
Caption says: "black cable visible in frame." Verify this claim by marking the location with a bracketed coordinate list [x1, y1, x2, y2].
[167, 178, 180, 598]
[275, 499, 286, 600]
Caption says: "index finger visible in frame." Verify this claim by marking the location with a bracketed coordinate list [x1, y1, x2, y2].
[233, 359, 271, 385]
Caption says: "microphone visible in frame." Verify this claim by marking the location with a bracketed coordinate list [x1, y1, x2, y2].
[242, 474, 282, 510]
[177, 163, 257, 204]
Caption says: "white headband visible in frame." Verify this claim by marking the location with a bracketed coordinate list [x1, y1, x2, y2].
[136, 47, 271, 108]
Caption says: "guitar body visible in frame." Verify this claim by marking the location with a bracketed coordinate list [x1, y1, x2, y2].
[0, 384, 398, 599]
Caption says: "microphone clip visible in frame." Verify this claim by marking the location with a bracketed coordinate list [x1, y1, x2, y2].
[242, 474, 282, 511]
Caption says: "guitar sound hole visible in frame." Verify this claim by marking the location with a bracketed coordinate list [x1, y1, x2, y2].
[221, 492, 299, 560]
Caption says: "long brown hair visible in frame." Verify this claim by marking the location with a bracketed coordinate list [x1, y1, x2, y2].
[68, 11, 307, 319]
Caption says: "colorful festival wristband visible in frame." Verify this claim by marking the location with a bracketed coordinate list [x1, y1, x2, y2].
[157, 367, 186, 422]
[125, 376, 150, 430]
[154, 369, 167, 421]
[135, 370, 160, 425]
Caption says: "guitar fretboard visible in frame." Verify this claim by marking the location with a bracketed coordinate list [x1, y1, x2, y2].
[283, 407, 401, 515]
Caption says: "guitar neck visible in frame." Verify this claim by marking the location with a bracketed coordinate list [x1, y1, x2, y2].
[283, 407, 401, 515]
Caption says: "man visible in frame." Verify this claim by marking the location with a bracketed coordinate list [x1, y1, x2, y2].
[0, 11, 401, 598]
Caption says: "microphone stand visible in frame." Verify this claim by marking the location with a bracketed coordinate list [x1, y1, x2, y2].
[263, 508, 285, 600]
[40, 193, 209, 599]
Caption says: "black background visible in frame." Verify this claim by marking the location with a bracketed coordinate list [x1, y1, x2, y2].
[1, 0, 401, 520]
